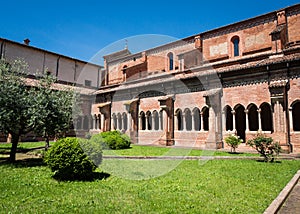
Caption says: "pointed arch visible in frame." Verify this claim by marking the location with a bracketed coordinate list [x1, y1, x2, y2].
[260, 102, 273, 132]
[193, 107, 201, 131]
[112, 113, 117, 130]
[175, 109, 183, 131]
[184, 108, 192, 131]
[122, 112, 128, 131]
[224, 105, 233, 131]
[202, 106, 209, 131]
[247, 103, 258, 131]
[140, 111, 146, 130]
[153, 110, 159, 131]
[234, 104, 246, 142]
[146, 111, 152, 130]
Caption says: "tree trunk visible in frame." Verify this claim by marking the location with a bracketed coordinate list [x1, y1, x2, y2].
[9, 134, 19, 162]
[45, 136, 49, 151]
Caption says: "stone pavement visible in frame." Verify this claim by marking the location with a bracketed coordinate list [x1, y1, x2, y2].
[277, 178, 300, 214]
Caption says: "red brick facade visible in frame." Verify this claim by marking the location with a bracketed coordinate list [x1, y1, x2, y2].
[92, 4, 300, 153]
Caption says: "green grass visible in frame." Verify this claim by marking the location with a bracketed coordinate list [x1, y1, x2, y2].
[0, 142, 54, 152]
[103, 144, 258, 157]
[0, 159, 299, 213]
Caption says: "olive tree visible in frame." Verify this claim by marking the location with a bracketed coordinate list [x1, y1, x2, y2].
[0, 59, 79, 162]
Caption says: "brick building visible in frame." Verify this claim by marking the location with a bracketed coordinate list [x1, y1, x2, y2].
[1, 4, 299, 153]
[91, 4, 300, 153]
[0, 37, 103, 140]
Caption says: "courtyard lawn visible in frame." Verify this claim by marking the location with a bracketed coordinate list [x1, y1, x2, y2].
[102, 144, 258, 157]
[0, 159, 299, 213]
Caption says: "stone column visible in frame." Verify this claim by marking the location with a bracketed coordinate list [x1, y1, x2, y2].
[192, 112, 195, 131]
[159, 112, 162, 130]
[101, 114, 105, 131]
[245, 109, 249, 132]
[121, 115, 124, 131]
[152, 113, 155, 131]
[146, 115, 150, 130]
[289, 107, 293, 132]
[231, 110, 236, 133]
[182, 113, 186, 131]
[200, 112, 204, 131]
[258, 109, 262, 132]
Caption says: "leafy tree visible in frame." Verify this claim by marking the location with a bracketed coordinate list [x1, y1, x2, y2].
[0, 59, 33, 162]
[0, 59, 78, 162]
[29, 72, 80, 150]
[224, 134, 243, 153]
[247, 134, 281, 162]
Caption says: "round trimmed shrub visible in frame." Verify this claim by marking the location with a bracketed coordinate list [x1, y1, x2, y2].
[44, 137, 102, 180]
[91, 131, 131, 150]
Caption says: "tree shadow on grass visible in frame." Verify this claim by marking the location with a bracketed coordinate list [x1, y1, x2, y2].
[52, 171, 111, 182]
[0, 157, 46, 167]
[256, 159, 282, 164]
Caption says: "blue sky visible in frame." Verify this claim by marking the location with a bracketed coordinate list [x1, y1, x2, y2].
[1, 0, 299, 65]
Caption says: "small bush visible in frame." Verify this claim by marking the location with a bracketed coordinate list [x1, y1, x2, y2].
[44, 137, 102, 180]
[91, 131, 131, 150]
[224, 134, 243, 153]
[247, 134, 281, 162]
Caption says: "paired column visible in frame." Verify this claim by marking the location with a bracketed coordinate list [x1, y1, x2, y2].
[101, 114, 105, 131]
[245, 110, 249, 132]
[182, 113, 186, 131]
[257, 109, 262, 132]
[200, 112, 204, 132]
[231, 110, 236, 132]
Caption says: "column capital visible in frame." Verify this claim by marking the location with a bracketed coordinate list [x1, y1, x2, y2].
[244, 109, 249, 114]
[231, 110, 236, 115]
[257, 108, 261, 113]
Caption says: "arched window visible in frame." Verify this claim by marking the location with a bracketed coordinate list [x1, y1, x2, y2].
[185, 109, 192, 131]
[117, 113, 122, 130]
[232, 36, 240, 57]
[146, 111, 152, 130]
[153, 111, 159, 131]
[140, 112, 146, 130]
[260, 103, 273, 132]
[193, 108, 201, 131]
[122, 113, 128, 131]
[168, 52, 174, 71]
[176, 109, 183, 131]
[202, 107, 209, 131]
[234, 105, 246, 142]
[224, 105, 233, 131]
[248, 104, 258, 131]
[292, 101, 300, 131]
[112, 114, 117, 130]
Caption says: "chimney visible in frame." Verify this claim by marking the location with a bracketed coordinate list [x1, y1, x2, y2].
[23, 38, 30, 45]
